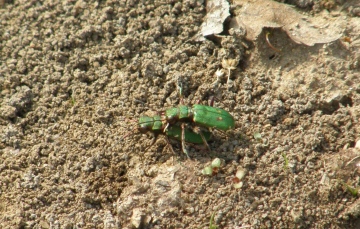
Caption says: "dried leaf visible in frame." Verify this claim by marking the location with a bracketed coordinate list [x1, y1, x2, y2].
[198, 0, 230, 39]
[232, 0, 345, 46]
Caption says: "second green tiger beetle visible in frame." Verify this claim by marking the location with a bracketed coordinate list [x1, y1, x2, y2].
[137, 115, 211, 144]
[159, 80, 235, 157]
[123, 115, 211, 158]
[161, 103, 235, 158]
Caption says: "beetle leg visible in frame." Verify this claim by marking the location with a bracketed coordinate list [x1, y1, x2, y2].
[181, 123, 190, 159]
[199, 131, 211, 152]
[208, 96, 215, 107]
[193, 126, 211, 152]
[163, 122, 169, 132]
[145, 134, 176, 158]
[142, 133, 159, 153]
[150, 132, 158, 146]
[163, 136, 176, 155]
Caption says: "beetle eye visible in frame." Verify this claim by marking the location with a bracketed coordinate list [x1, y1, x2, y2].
[168, 116, 177, 123]
[138, 126, 147, 133]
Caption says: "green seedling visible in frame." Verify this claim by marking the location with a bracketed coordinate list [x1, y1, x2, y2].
[282, 152, 289, 170]
[209, 212, 218, 229]
[202, 166, 213, 176]
[70, 96, 76, 106]
[342, 182, 359, 197]
[253, 132, 262, 141]
[253, 132, 269, 146]
[202, 158, 222, 176]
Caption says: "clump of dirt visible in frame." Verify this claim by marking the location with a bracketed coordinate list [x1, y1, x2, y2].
[1, 0, 360, 228]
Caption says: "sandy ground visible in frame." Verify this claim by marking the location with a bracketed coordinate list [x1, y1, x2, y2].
[1, 0, 360, 228]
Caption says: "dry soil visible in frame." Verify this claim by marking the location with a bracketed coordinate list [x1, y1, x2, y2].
[1, 0, 360, 228]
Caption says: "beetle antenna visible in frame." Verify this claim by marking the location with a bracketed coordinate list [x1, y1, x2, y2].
[121, 126, 138, 140]
[110, 124, 138, 153]
[176, 76, 186, 105]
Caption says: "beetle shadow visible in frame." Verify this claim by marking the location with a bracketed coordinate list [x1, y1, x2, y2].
[202, 128, 254, 163]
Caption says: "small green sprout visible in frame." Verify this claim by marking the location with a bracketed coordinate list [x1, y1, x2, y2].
[209, 212, 218, 229]
[211, 158, 221, 168]
[70, 96, 76, 106]
[253, 132, 269, 146]
[202, 158, 222, 176]
[282, 152, 289, 170]
[202, 166, 213, 176]
[253, 132, 262, 141]
[342, 182, 359, 197]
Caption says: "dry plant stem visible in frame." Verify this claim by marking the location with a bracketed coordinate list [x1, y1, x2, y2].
[222, 59, 237, 84]
[213, 69, 224, 86]
[227, 68, 231, 84]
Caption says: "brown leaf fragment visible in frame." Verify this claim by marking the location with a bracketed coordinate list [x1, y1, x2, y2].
[232, 0, 345, 46]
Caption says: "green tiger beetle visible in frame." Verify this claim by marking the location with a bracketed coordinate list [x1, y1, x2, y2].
[164, 104, 235, 131]
[169, 81, 235, 131]
[123, 81, 235, 158]
[123, 115, 211, 158]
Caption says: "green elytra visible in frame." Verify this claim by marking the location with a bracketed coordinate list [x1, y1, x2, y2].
[165, 104, 235, 131]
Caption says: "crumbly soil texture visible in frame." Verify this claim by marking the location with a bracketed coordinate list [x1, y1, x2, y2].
[1, 0, 360, 228]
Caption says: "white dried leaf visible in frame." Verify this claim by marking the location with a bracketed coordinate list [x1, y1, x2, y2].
[199, 0, 230, 38]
